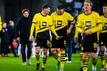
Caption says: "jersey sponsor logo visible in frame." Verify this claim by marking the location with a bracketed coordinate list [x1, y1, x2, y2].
[57, 20, 62, 25]
[42, 22, 47, 26]
[85, 21, 91, 27]
[39, 22, 48, 30]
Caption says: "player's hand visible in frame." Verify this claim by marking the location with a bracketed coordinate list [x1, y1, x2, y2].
[47, 40, 52, 48]
[80, 30, 84, 35]
[56, 36, 63, 40]
[67, 28, 71, 34]
[29, 37, 33, 41]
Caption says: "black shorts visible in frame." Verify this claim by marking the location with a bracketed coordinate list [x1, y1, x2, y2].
[51, 27, 67, 49]
[99, 33, 107, 46]
[82, 33, 97, 52]
[51, 37, 65, 48]
[36, 30, 50, 48]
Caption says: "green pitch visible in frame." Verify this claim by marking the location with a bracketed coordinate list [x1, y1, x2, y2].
[0, 54, 102, 71]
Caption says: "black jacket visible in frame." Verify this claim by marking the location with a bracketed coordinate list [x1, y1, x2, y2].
[16, 16, 32, 44]
[1, 27, 9, 44]
[8, 25, 16, 44]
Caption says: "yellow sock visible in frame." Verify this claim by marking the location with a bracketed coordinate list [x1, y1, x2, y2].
[60, 62, 64, 69]
[42, 62, 46, 68]
[105, 59, 107, 67]
[42, 56, 47, 68]
[80, 52, 83, 67]
[102, 59, 105, 67]
[83, 58, 88, 71]
[36, 54, 40, 63]
[60, 50, 65, 69]
[101, 52, 105, 68]
[83, 67, 88, 71]
[92, 58, 97, 68]
[57, 56, 60, 63]
[52, 51, 58, 60]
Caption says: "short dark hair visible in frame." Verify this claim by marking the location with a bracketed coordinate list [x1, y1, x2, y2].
[22, 9, 30, 14]
[57, 4, 64, 10]
[42, 4, 50, 9]
[103, 3, 107, 7]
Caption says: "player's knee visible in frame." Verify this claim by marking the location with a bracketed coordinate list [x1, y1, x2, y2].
[36, 50, 40, 54]
[43, 51, 47, 55]
[83, 53, 88, 58]
[51, 49, 55, 53]
[92, 54, 97, 59]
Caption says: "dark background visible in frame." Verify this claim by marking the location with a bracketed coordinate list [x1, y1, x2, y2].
[0, 0, 107, 23]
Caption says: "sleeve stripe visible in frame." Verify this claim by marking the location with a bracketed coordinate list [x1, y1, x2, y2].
[32, 22, 36, 24]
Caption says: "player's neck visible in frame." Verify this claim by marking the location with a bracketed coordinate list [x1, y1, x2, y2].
[56, 11, 64, 15]
[84, 10, 92, 15]
[41, 11, 47, 16]
[104, 14, 107, 18]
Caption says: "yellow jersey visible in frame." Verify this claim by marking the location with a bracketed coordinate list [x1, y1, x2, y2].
[75, 11, 102, 38]
[0, 16, 2, 31]
[51, 11, 74, 31]
[30, 13, 58, 38]
[100, 15, 107, 33]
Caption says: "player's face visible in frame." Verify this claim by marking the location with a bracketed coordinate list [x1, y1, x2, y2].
[3, 23, 7, 28]
[44, 7, 51, 15]
[23, 11, 29, 18]
[103, 6, 107, 15]
[56, 9, 64, 15]
[9, 20, 14, 26]
[83, 2, 92, 13]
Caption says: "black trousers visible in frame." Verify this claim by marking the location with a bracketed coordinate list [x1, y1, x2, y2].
[1, 43, 9, 56]
[21, 43, 31, 62]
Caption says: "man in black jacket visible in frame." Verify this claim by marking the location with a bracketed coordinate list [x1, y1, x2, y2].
[16, 9, 32, 65]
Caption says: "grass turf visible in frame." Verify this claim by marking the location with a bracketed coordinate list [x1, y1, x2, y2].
[0, 54, 102, 71]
